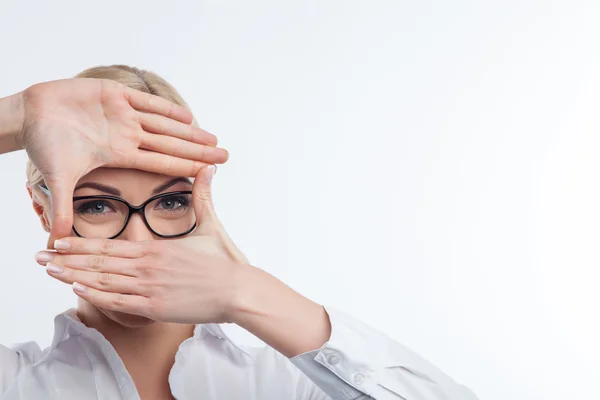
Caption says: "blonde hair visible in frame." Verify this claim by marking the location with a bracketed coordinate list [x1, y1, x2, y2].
[27, 64, 196, 203]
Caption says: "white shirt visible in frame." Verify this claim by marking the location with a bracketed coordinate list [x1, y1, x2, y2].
[0, 306, 477, 400]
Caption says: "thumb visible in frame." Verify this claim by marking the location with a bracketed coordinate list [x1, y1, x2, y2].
[190, 166, 249, 264]
[45, 177, 75, 249]
[192, 165, 218, 236]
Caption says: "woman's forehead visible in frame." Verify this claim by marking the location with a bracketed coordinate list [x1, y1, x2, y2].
[78, 168, 170, 185]
[76, 168, 192, 197]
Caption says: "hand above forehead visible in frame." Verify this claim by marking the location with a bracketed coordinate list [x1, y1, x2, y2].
[10, 78, 229, 248]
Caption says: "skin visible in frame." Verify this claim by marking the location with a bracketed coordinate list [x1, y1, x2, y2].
[0, 78, 229, 249]
[32, 166, 332, 400]
[0, 77, 330, 399]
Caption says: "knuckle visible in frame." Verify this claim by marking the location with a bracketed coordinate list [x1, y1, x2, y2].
[195, 191, 211, 202]
[156, 116, 167, 135]
[100, 240, 115, 255]
[132, 260, 145, 276]
[133, 258, 156, 277]
[132, 261, 145, 276]
[89, 255, 104, 271]
[147, 241, 166, 256]
[189, 125, 198, 142]
[97, 272, 112, 286]
[172, 139, 185, 157]
[145, 93, 152, 110]
[191, 161, 202, 176]
[139, 240, 156, 256]
[112, 294, 126, 309]
[162, 156, 174, 176]
[167, 100, 175, 119]
[71, 240, 84, 252]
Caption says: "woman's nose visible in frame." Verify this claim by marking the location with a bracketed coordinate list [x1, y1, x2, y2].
[120, 213, 154, 242]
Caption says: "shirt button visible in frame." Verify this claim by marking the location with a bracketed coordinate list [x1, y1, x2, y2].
[353, 372, 366, 385]
[327, 355, 340, 365]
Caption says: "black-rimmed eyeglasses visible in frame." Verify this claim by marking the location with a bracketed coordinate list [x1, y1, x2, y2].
[38, 185, 197, 239]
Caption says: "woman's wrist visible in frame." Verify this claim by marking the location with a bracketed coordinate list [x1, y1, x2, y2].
[0, 92, 25, 154]
[226, 263, 260, 324]
[227, 264, 331, 358]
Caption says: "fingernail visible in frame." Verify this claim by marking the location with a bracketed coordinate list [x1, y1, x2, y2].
[54, 239, 70, 250]
[73, 282, 87, 293]
[206, 165, 216, 183]
[46, 263, 63, 274]
[35, 251, 54, 263]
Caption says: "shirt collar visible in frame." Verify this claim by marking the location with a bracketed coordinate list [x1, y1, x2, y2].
[198, 322, 252, 357]
[47, 309, 252, 357]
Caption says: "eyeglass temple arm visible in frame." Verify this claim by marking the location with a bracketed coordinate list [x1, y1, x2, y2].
[36, 184, 51, 196]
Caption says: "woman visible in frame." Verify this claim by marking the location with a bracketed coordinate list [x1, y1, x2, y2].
[0, 65, 477, 400]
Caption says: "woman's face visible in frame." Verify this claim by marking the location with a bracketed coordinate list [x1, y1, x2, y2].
[36, 167, 195, 327]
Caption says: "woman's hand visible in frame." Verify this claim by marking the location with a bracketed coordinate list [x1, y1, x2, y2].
[36, 166, 248, 324]
[36, 166, 331, 357]
[11, 78, 229, 247]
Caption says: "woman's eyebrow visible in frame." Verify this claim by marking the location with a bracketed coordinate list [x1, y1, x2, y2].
[74, 182, 121, 196]
[152, 177, 192, 195]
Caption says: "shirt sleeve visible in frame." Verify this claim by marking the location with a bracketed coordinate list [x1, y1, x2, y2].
[289, 306, 479, 400]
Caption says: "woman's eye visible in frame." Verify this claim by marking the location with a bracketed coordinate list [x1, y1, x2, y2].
[76, 201, 115, 215]
[155, 196, 190, 211]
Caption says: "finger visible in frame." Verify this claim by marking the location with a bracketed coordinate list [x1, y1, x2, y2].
[44, 177, 76, 249]
[53, 237, 151, 258]
[36, 253, 138, 276]
[191, 166, 249, 263]
[46, 265, 145, 295]
[138, 112, 218, 146]
[124, 87, 193, 124]
[192, 165, 219, 236]
[131, 149, 229, 178]
[140, 133, 228, 164]
[133, 149, 205, 176]
[71, 282, 150, 316]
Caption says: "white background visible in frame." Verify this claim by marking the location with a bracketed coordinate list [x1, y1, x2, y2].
[1, 1, 598, 399]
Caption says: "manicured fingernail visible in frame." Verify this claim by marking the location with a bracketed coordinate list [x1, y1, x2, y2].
[72, 282, 87, 293]
[46, 263, 63, 274]
[54, 239, 70, 250]
[35, 251, 54, 263]
[205, 165, 215, 183]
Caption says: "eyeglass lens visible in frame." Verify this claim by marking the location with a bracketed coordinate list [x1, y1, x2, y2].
[72, 193, 195, 238]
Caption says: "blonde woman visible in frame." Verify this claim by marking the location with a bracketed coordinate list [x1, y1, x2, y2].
[0, 65, 477, 400]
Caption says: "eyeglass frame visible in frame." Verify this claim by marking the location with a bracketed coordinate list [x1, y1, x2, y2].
[37, 184, 197, 239]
